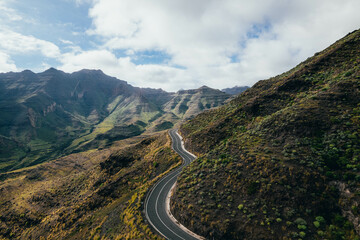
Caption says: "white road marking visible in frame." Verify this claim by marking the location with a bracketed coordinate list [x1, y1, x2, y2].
[144, 129, 203, 240]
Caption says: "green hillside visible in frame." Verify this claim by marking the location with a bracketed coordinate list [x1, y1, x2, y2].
[0, 69, 140, 171]
[171, 29, 360, 239]
[0, 132, 179, 239]
[0, 69, 231, 172]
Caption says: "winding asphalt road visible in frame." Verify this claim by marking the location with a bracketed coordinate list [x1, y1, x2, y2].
[144, 129, 201, 240]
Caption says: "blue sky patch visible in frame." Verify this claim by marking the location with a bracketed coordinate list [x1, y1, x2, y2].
[131, 50, 172, 65]
[246, 20, 272, 39]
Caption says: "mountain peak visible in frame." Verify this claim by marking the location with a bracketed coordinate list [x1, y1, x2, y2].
[44, 67, 58, 72]
[177, 86, 225, 95]
[18, 69, 38, 80]
[41, 68, 66, 76]
[76, 69, 105, 75]
[21, 69, 35, 74]
[20, 69, 36, 76]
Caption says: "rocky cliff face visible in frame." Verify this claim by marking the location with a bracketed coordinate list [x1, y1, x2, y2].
[163, 85, 231, 120]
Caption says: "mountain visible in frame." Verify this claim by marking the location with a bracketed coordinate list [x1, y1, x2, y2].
[170, 29, 360, 239]
[163, 85, 231, 120]
[0, 28, 358, 240]
[0, 70, 231, 172]
[0, 68, 144, 172]
[221, 85, 249, 95]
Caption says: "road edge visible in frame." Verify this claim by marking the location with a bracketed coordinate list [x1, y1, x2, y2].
[176, 131, 197, 159]
[144, 129, 205, 240]
[166, 181, 206, 240]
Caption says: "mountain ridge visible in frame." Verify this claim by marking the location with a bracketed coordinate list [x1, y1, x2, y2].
[171, 29, 360, 239]
[221, 85, 249, 95]
[0, 69, 231, 172]
[0, 29, 359, 240]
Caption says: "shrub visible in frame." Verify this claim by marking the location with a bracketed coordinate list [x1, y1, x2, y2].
[299, 231, 306, 238]
[315, 216, 326, 224]
[298, 224, 307, 230]
[313, 221, 320, 228]
[294, 218, 307, 226]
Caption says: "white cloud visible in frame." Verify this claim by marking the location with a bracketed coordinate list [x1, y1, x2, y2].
[0, 1, 22, 22]
[58, 49, 196, 91]
[0, 30, 61, 58]
[79, 0, 360, 91]
[60, 39, 74, 45]
[73, 0, 93, 6]
[1, 0, 359, 92]
[0, 51, 17, 72]
[0, 2, 61, 68]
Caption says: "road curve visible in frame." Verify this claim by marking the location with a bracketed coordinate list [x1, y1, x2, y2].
[144, 129, 201, 240]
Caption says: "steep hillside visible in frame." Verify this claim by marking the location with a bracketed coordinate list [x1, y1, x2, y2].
[0, 68, 145, 171]
[171, 29, 360, 239]
[0, 69, 231, 172]
[0, 132, 178, 240]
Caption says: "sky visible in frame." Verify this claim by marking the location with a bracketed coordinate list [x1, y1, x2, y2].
[0, 0, 359, 92]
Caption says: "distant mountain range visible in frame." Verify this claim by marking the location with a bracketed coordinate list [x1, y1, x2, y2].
[221, 85, 249, 95]
[0, 68, 231, 172]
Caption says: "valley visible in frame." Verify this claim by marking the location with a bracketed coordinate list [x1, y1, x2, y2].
[0, 28, 359, 240]
[0, 69, 232, 172]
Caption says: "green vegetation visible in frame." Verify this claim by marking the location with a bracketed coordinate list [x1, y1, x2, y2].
[0, 69, 231, 173]
[171, 29, 360, 239]
[0, 132, 179, 239]
[154, 121, 174, 131]
[2, 25, 360, 240]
